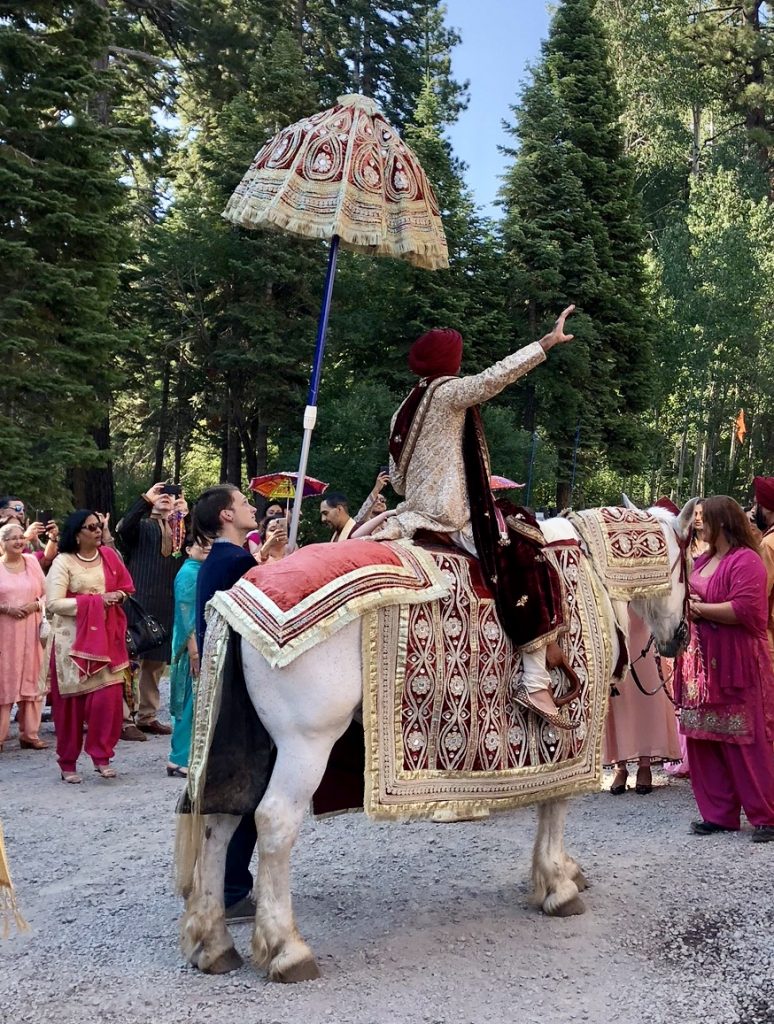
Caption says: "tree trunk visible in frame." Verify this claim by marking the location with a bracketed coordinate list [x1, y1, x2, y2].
[70, 418, 116, 518]
[153, 356, 171, 481]
[555, 444, 573, 510]
[226, 411, 242, 486]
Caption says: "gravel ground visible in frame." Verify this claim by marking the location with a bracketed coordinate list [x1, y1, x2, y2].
[1, 702, 773, 1024]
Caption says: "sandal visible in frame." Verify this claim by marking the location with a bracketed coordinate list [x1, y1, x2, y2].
[166, 764, 188, 778]
[635, 766, 653, 795]
[94, 765, 117, 779]
[60, 771, 82, 785]
[513, 684, 577, 731]
[610, 768, 628, 795]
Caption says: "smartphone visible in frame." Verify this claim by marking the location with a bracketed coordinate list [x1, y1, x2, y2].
[162, 484, 182, 497]
[379, 465, 389, 477]
[35, 509, 53, 544]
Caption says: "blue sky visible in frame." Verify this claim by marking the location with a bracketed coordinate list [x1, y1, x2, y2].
[443, 0, 551, 216]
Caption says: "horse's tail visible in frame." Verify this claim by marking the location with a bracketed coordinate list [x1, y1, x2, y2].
[174, 812, 205, 898]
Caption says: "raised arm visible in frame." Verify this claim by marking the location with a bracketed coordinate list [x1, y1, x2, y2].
[442, 305, 576, 411]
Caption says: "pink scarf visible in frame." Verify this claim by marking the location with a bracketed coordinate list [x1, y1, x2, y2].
[69, 547, 135, 682]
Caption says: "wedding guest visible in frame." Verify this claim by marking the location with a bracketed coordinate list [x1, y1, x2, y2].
[676, 495, 774, 841]
[604, 609, 681, 794]
[246, 501, 284, 559]
[166, 536, 211, 778]
[252, 514, 288, 564]
[320, 493, 356, 541]
[47, 511, 135, 783]
[116, 482, 188, 739]
[192, 485, 283, 922]
[0, 522, 47, 752]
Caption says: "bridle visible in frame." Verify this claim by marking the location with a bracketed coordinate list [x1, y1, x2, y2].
[627, 526, 691, 704]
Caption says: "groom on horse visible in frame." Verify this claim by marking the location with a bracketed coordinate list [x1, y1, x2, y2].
[372, 305, 578, 728]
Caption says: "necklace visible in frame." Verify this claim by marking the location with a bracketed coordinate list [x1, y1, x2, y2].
[76, 550, 100, 563]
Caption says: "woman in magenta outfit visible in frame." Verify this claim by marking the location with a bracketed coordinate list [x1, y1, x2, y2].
[676, 496, 774, 841]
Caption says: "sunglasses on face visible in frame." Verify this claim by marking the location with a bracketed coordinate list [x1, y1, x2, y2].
[9, 504, 24, 513]
[81, 523, 102, 533]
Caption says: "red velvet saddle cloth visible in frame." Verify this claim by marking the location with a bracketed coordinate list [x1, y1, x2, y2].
[209, 539, 451, 669]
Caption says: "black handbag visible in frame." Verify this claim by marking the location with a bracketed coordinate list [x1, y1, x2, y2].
[124, 595, 168, 658]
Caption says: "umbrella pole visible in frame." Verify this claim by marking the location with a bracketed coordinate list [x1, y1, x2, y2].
[288, 234, 340, 551]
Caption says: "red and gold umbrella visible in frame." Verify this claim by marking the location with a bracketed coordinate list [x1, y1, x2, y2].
[249, 472, 328, 502]
[490, 475, 525, 492]
[224, 94, 448, 549]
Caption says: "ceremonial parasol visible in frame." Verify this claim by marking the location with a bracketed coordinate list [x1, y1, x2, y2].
[490, 475, 525, 491]
[249, 472, 328, 502]
[223, 93, 448, 549]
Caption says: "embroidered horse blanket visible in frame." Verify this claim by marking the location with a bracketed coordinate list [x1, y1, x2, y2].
[188, 536, 615, 821]
[570, 507, 671, 601]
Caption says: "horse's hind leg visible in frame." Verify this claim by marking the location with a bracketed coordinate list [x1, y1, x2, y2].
[531, 799, 586, 916]
[180, 813, 244, 973]
[252, 738, 337, 983]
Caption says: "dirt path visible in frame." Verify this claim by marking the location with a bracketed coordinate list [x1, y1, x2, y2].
[1, 712, 772, 1024]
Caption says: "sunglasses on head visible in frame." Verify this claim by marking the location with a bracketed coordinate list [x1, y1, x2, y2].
[81, 523, 102, 533]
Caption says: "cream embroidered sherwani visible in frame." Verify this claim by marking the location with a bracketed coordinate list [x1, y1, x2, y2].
[373, 341, 546, 551]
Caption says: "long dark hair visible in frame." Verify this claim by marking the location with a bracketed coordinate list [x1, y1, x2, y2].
[59, 510, 99, 554]
[701, 495, 761, 557]
[192, 485, 238, 545]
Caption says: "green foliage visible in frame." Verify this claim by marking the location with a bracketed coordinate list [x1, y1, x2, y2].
[0, 1, 126, 508]
[501, 0, 656, 504]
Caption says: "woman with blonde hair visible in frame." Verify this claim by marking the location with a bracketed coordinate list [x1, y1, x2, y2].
[676, 495, 774, 841]
[0, 521, 47, 751]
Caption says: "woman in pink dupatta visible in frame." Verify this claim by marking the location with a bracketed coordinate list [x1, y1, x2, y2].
[676, 496, 774, 842]
[46, 511, 135, 783]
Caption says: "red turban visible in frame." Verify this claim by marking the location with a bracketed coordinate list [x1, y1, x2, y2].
[653, 497, 680, 516]
[408, 328, 463, 377]
[754, 476, 774, 510]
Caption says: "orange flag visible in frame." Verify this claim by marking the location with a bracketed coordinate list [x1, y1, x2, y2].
[735, 409, 747, 445]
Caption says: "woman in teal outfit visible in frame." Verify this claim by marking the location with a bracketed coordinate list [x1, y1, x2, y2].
[166, 538, 210, 777]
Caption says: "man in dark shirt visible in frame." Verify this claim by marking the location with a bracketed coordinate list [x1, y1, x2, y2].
[192, 484, 286, 922]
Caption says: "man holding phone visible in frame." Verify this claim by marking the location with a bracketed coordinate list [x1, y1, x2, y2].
[0, 497, 59, 570]
[116, 481, 188, 739]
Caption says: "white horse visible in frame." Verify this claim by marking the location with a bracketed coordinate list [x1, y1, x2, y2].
[176, 501, 695, 983]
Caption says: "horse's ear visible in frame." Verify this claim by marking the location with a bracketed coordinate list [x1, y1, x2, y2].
[621, 493, 639, 510]
[676, 498, 699, 538]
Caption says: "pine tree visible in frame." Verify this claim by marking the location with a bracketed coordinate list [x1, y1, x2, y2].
[501, 0, 655, 506]
[0, 1, 126, 508]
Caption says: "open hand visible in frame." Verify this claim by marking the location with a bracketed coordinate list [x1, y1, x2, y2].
[540, 305, 576, 352]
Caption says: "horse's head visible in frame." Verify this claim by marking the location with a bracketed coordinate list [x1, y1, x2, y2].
[629, 498, 698, 658]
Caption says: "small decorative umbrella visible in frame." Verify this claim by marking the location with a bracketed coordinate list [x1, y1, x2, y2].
[490, 475, 525, 492]
[249, 472, 328, 502]
[224, 93, 448, 549]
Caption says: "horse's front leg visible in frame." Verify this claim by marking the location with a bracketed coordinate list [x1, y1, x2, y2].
[180, 813, 244, 973]
[531, 799, 587, 916]
[252, 737, 337, 983]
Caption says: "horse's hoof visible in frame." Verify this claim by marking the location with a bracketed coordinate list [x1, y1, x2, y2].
[547, 895, 586, 917]
[203, 946, 244, 974]
[572, 869, 589, 892]
[269, 948, 321, 984]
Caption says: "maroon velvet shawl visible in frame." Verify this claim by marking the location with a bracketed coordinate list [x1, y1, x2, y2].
[69, 546, 135, 681]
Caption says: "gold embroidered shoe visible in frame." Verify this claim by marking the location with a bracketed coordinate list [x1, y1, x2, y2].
[513, 684, 577, 731]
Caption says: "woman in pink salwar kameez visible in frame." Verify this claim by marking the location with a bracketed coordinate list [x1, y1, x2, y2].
[676, 496, 774, 842]
[0, 522, 47, 751]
